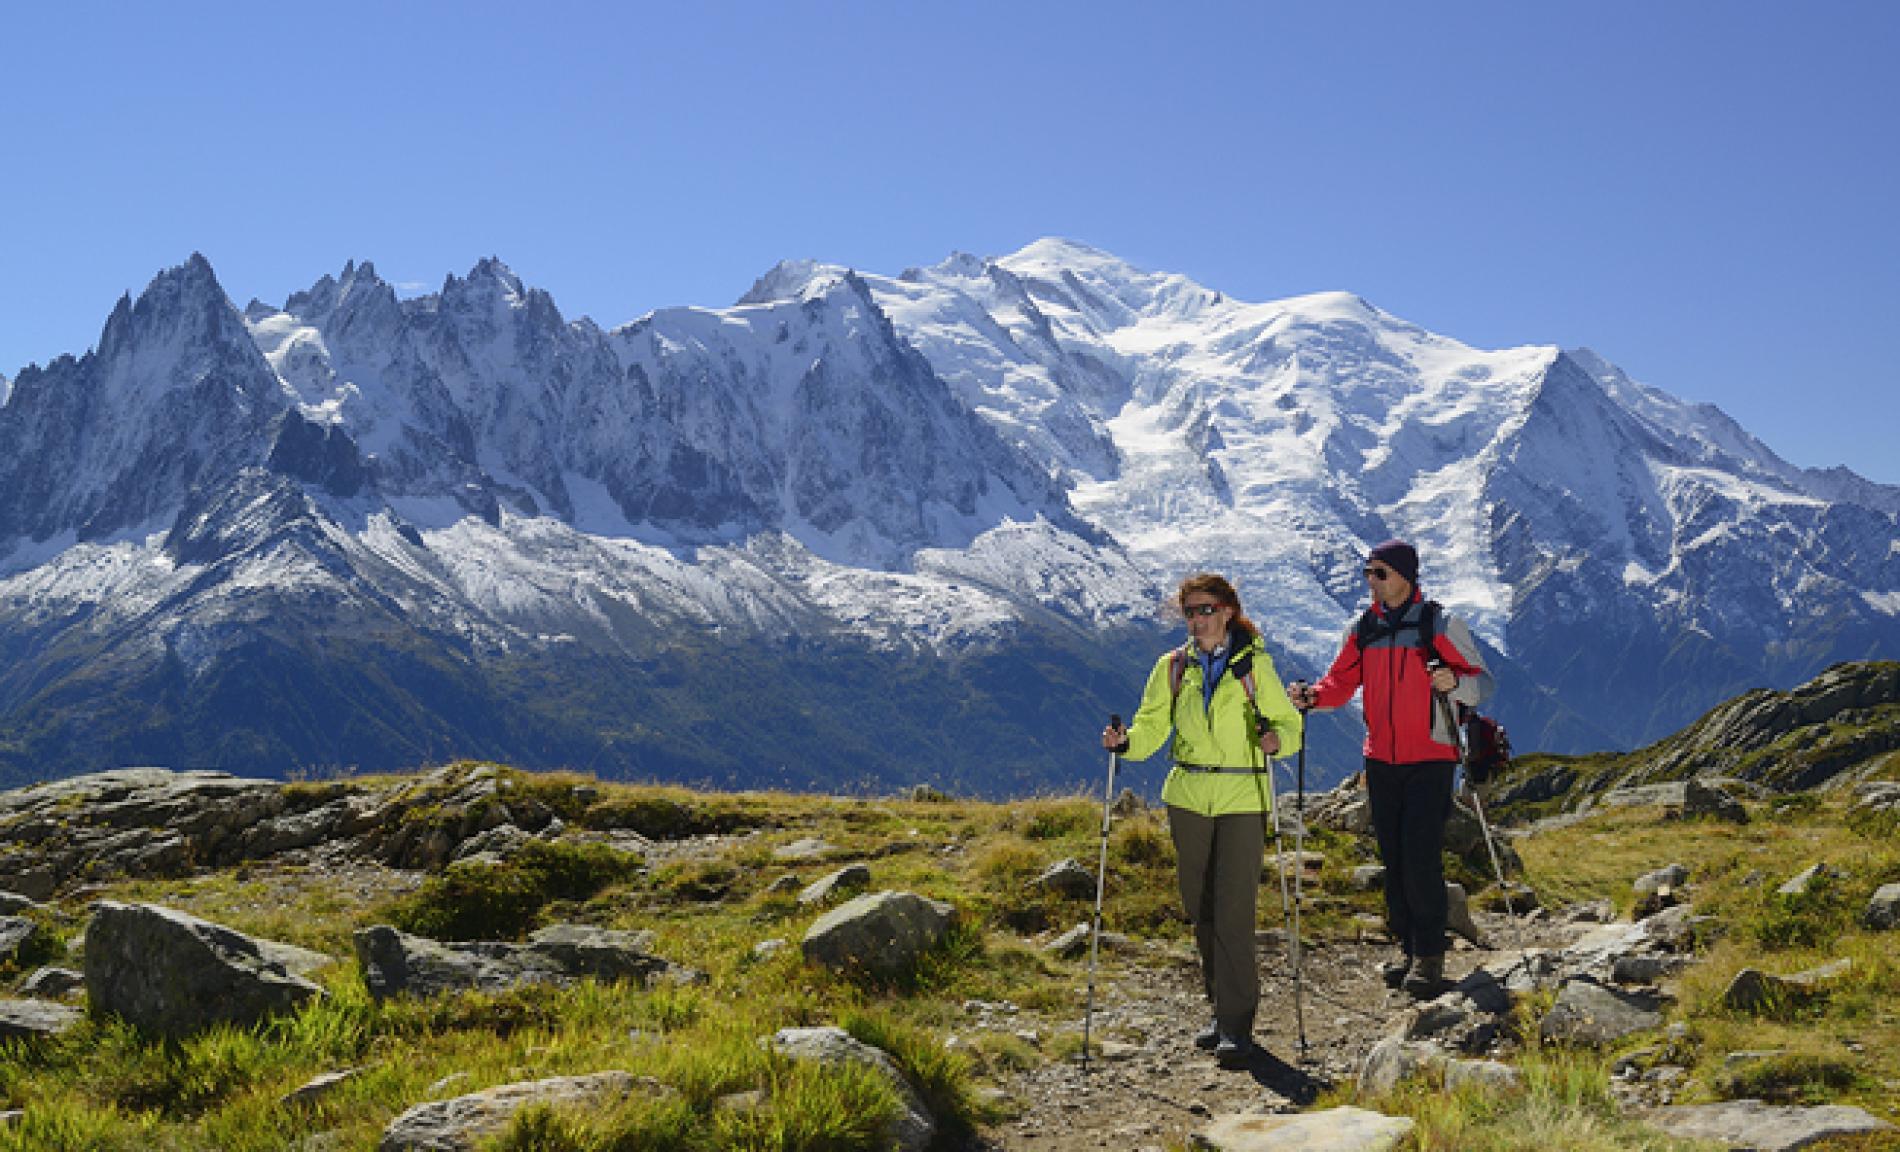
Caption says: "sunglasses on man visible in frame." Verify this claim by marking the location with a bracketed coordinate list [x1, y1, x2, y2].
[1363, 567, 1392, 581]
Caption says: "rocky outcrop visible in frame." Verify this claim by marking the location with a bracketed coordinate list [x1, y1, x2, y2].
[0, 765, 609, 900]
[354, 923, 686, 1001]
[84, 901, 328, 1038]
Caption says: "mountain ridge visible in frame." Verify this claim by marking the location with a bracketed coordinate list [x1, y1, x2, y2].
[1, 241, 1895, 791]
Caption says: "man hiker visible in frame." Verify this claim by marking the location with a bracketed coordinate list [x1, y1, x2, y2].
[1287, 540, 1493, 999]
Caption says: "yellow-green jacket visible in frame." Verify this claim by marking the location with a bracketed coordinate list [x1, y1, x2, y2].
[1121, 631, 1304, 817]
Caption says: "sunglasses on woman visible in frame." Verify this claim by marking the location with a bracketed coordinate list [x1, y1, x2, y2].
[1182, 603, 1224, 617]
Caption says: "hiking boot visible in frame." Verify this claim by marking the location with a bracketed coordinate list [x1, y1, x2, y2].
[1401, 954, 1448, 1000]
[1213, 1033, 1253, 1067]
[1380, 955, 1412, 989]
[1192, 1020, 1220, 1050]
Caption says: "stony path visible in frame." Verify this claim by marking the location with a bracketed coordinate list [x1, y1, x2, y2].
[974, 915, 1563, 1152]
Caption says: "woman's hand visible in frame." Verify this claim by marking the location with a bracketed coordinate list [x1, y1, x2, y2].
[1260, 731, 1281, 757]
[1101, 722, 1128, 751]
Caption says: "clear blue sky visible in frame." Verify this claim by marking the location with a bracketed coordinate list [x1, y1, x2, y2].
[4, 2, 1896, 482]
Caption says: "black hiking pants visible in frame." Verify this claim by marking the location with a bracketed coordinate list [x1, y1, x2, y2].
[1167, 805, 1263, 1037]
[1365, 758, 1456, 960]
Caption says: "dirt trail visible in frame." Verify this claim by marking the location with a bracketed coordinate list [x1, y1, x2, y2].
[975, 914, 1565, 1151]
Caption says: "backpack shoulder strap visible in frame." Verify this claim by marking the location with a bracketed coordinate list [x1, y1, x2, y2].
[1168, 643, 1192, 701]
[1419, 599, 1442, 654]
[1352, 607, 1382, 649]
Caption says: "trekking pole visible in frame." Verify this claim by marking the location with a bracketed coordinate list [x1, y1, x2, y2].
[1258, 742, 1305, 1061]
[1287, 734, 1311, 1059]
[1082, 714, 1121, 1073]
[1429, 676, 1516, 924]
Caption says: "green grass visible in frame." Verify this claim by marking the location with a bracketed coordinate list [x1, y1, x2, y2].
[7, 760, 1900, 1150]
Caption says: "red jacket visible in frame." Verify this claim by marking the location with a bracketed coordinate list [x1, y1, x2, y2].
[1309, 593, 1494, 764]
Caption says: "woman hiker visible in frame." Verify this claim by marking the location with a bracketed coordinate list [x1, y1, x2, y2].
[1101, 573, 1303, 1067]
[1288, 540, 1494, 999]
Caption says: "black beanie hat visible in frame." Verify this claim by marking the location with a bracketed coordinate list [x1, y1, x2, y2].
[1369, 539, 1420, 586]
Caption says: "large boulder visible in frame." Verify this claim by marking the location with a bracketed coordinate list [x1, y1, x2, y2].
[378, 1071, 659, 1152]
[767, 1026, 934, 1152]
[801, 891, 956, 975]
[84, 902, 327, 1038]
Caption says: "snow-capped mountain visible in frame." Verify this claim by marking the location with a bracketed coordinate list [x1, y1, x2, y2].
[1, 242, 1894, 792]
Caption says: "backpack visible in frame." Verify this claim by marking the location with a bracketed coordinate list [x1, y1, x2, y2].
[1460, 710, 1512, 785]
[1166, 641, 1278, 753]
[1353, 598, 1443, 655]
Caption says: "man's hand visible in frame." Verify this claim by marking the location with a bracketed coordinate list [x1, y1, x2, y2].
[1286, 681, 1315, 711]
[1429, 666, 1457, 694]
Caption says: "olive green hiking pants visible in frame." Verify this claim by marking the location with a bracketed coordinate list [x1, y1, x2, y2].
[1167, 805, 1264, 1036]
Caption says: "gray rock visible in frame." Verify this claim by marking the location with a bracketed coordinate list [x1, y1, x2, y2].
[764, 874, 803, 896]
[772, 837, 831, 862]
[1445, 883, 1480, 946]
[1444, 1059, 1521, 1093]
[1540, 978, 1664, 1045]
[1033, 858, 1097, 900]
[1357, 1036, 1442, 1098]
[283, 1068, 364, 1108]
[798, 864, 872, 906]
[1777, 863, 1846, 897]
[353, 923, 674, 1001]
[1600, 783, 1687, 809]
[1558, 898, 1617, 925]
[0, 998, 83, 1040]
[768, 1026, 934, 1152]
[1643, 1099, 1893, 1151]
[18, 967, 84, 998]
[1722, 960, 1853, 1013]
[1610, 954, 1688, 985]
[1405, 994, 1474, 1041]
[1633, 864, 1690, 894]
[354, 926, 566, 1001]
[801, 891, 956, 975]
[1637, 904, 1706, 954]
[1305, 782, 1371, 835]
[1864, 882, 1900, 930]
[1044, 922, 1133, 960]
[0, 893, 38, 915]
[1450, 966, 1514, 1015]
[0, 917, 36, 965]
[450, 824, 533, 863]
[85, 901, 326, 1038]
[525, 924, 667, 983]
[1349, 865, 1386, 891]
[1682, 778, 1748, 823]
[1198, 1106, 1414, 1151]
[377, 1071, 656, 1152]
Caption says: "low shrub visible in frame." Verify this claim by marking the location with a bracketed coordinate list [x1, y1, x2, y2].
[384, 840, 640, 940]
